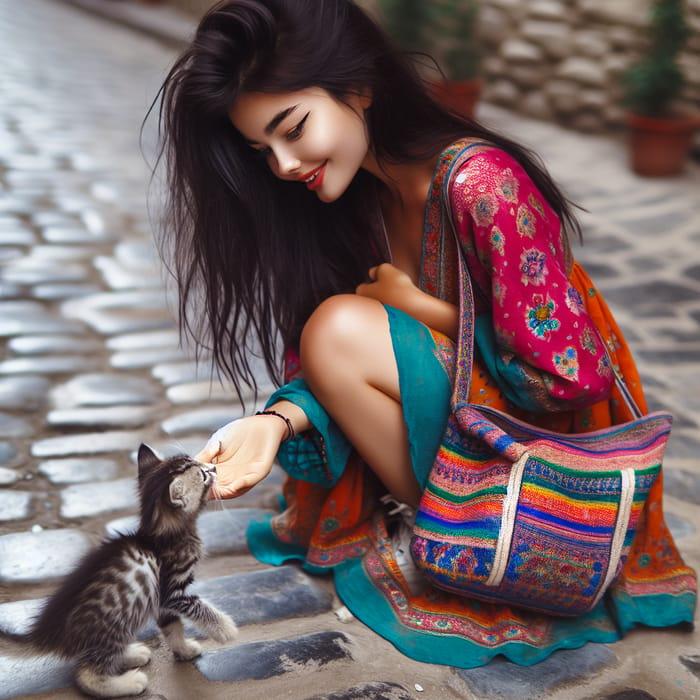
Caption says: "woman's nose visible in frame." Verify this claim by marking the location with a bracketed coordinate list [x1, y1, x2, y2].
[272, 147, 302, 178]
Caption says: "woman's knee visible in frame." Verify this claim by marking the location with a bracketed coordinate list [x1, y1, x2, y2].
[300, 294, 386, 379]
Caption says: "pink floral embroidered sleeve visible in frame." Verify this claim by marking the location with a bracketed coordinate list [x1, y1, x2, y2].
[449, 147, 614, 412]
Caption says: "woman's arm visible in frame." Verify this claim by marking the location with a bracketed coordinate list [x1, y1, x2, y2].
[449, 149, 614, 412]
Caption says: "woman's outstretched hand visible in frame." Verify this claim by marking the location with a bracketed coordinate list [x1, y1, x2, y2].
[196, 413, 288, 499]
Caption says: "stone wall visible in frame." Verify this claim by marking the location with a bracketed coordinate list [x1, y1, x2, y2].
[166, 0, 700, 134]
[477, 0, 700, 132]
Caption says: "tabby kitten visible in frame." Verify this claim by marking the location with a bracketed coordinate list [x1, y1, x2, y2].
[25, 443, 238, 698]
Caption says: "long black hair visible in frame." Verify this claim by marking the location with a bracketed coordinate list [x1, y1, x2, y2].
[153, 0, 581, 401]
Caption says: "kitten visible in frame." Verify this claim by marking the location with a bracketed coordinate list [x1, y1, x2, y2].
[24, 443, 238, 698]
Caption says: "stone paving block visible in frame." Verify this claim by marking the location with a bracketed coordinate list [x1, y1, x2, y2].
[43, 224, 112, 244]
[106, 329, 181, 351]
[114, 240, 160, 268]
[0, 597, 44, 637]
[50, 373, 160, 407]
[0, 355, 100, 375]
[664, 433, 700, 460]
[165, 380, 240, 405]
[0, 282, 21, 298]
[37, 457, 120, 484]
[31, 430, 142, 458]
[161, 406, 243, 436]
[32, 282, 102, 299]
[105, 507, 272, 555]
[28, 244, 97, 262]
[0, 441, 19, 466]
[0, 303, 84, 337]
[664, 468, 700, 506]
[605, 282, 698, 309]
[152, 361, 204, 386]
[0, 411, 32, 438]
[0, 228, 37, 246]
[0, 247, 24, 264]
[95, 255, 162, 289]
[195, 508, 274, 555]
[60, 477, 137, 518]
[61, 289, 173, 335]
[304, 682, 413, 700]
[680, 655, 700, 681]
[0, 490, 32, 521]
[110, 346, 188, 370]
[195, 630, 352, 682]
[0, 466, 20, 485]
[619, 210, 688, 237]
[0, 528, 92, 584]
[191, 566, 334, 626]
[596, 692, 657, 700]
[47, 404, 156, 429]
[1, 259, 88, 285]
[639, 349, 700, 365]
[7, 334, 103, 355]
[452, 643, 616, 698]
[665, 512, 696, 541]
[0, 652, 73, 700]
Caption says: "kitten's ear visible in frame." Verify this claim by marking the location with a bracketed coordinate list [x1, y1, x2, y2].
[137, 443, 161, 478]
[169, 476, 187, 509]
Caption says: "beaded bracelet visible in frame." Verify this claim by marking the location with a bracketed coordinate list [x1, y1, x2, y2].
[256, 410, 295, 442]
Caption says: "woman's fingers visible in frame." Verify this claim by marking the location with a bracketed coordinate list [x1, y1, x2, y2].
[195, 439, 221, 463]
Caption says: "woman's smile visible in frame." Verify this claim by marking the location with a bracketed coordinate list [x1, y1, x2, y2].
[300, 162, 327, 190]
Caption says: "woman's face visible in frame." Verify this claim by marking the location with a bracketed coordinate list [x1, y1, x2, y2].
[229, 87, 371, 203]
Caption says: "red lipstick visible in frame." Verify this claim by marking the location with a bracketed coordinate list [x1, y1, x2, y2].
[300, 162, 326, 191]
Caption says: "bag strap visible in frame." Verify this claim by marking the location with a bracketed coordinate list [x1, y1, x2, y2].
[440, 144, 644, 419]
[440, 143, 482, 412]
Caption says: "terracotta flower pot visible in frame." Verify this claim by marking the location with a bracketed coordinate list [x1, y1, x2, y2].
[429, 79, 482, 120]
[626, 112, 700, 176]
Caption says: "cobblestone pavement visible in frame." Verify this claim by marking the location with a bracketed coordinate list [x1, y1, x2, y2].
[0, 2, 699, 699]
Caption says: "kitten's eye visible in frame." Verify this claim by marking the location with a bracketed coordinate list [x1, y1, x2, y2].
[200, 468, 208, 481]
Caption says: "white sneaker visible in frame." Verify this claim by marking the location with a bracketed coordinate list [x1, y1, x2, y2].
[380, 495, 427, 596]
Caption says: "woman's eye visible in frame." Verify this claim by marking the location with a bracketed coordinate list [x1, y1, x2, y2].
[255, 146, 272, 159]
[286, 112, 310, 141]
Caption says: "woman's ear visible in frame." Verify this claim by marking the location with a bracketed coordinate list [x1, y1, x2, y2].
[359, 87, 373, 110]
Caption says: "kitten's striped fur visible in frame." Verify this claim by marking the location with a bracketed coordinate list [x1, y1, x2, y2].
[26, 444, 237, 698]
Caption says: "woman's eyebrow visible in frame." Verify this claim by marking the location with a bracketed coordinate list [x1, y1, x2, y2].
[264, 104, 299, 135]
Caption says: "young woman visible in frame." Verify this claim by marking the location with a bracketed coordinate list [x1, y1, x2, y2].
[155, 0, 695, 667]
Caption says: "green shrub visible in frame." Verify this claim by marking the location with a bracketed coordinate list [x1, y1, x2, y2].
[622, 0, 691, 117]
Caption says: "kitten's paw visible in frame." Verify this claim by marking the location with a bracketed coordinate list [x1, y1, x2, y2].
[120, 669, 149, 696]
[210, 613, 238, 643]
[121, 642, 152, 669]
[76, 667, 148, 698]
[172, 638, 202, 661]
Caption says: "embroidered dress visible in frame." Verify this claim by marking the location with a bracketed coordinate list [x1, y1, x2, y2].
[247, 142, 696, 667]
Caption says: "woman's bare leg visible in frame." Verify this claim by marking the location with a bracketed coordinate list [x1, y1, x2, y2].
[300, 294, 421, 507]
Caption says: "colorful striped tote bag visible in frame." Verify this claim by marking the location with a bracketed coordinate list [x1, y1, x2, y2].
[410, 145, 672, 616]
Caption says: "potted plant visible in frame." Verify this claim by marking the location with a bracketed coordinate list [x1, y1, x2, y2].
[429, 0, 483, 119]
[376, 0, 482, 119]
[622, 0, 699, 176]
